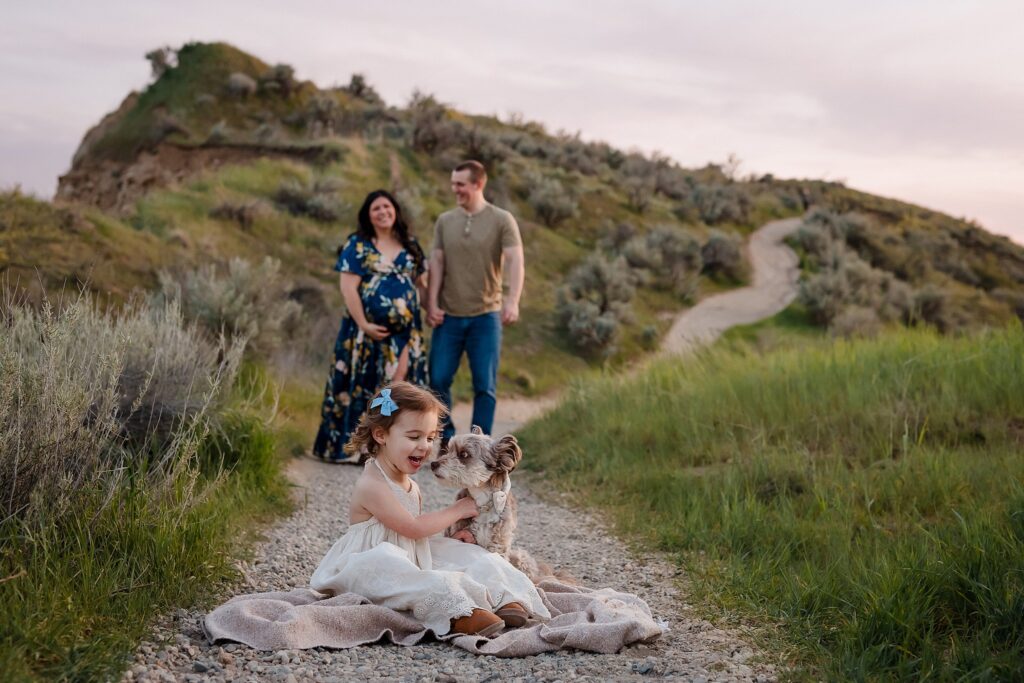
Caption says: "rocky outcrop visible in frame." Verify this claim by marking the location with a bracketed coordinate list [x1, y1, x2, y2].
[56, 142, 338, 214]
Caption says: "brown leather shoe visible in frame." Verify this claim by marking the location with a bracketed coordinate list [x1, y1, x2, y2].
[451, 609, 505, 637]
[495, 602, 528, 628]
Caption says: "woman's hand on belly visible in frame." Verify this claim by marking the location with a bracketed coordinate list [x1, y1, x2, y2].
[360, 322, 391, 341]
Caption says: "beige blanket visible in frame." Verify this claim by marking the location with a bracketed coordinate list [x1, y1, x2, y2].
[203, 579, 665, 657]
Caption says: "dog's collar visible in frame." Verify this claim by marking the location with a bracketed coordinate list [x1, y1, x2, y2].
[468, 475, 512, 515]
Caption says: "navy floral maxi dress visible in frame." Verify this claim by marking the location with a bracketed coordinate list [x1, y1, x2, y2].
[313, 234, 428, 462]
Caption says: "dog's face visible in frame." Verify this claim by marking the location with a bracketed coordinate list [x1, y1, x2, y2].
[430, 426, 522, 489]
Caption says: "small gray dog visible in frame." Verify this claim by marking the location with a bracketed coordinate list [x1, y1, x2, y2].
[430, 427, 542, 580]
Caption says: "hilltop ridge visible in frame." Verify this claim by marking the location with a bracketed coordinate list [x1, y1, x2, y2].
[7, 40, 1024, 391]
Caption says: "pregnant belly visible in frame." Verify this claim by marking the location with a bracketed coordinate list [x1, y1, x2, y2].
[363, 292, 415, 334]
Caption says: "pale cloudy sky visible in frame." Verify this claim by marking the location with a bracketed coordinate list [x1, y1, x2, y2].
[2, 0, 1021, 243]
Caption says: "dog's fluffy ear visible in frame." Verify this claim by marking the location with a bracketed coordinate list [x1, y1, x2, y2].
[471, 425, 484, 435]
[493, 435, 523, 473]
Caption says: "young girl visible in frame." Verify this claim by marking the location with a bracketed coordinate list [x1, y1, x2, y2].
[310, 382, 550, 637]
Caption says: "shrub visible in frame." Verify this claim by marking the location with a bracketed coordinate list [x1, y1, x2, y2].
[912, 284, 954, 332]
[458, 126, 510, 168]
[907, 229, 981, 287]
[206, 120, 230, 144]
[654, 166, 693, 201]
[273, 179, 343, 222]
[992, 287, 1024, 321]
[556, 254, 635, 354]
[259, 63, 298, 97]
[149, 111, 188, 146]
[552, 134, 603, 175]
[799, 268, 851, 325]
[343, 73, 382, 105]
[640, 325, 660, 350]
[794, 210, 919, 329]
[254, 122, 280, 144]
[623, 177, 654, 213]
[301, 94, 341, 136]
[791, 221, 837, 264]
[598, 222, 637, 252]
[691, 183, 751, 225]
[0, 294, 243, 520]
[408, 91, 458, 153]
[145, 46, 175, 79]
[208, 200, 264, 230]
[829, 305, 882, 338]
[624, 226, 703, 299]
[701, 229, 747, 282]
[800, 247, 915, 328]
[620, 153, 656, 179]
[804, 206, 856, 240]
[878, 275, 914, 322]
[157, 257, 302, 358]
[527, 175, 578, 227]
[226, 72, 257, 98]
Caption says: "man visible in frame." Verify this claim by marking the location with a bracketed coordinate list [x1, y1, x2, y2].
[427, 160, 524, 447]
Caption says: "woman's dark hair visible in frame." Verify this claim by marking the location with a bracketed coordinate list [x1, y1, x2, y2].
[346, 189, 425, 271]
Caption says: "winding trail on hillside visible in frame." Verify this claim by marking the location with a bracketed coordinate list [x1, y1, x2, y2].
[661, 217, 803, 355]
[448, 216, 804, 437]
[121, 218, 802, 683]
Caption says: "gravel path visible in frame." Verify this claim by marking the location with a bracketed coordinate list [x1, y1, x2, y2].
[662, 218, 802, 354]
[120, 221, 800, 682]
[122, 456, 775, 683]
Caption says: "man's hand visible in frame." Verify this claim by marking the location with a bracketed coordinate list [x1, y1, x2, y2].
[452, 529, 477, 544]
[501, 300, 520, 326]
[427, 305, 446, 328]
[361, 323, 390, 341]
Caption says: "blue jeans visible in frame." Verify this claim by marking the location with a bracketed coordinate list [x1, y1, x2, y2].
[428, 312, 502, 440]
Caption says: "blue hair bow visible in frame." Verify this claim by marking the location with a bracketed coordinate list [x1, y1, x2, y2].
[371, 388, 399, 416]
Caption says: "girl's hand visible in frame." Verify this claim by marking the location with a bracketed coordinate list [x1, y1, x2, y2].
[453, 497, 479, 520]
[361, 322, 390, 341]
[452, 529, 477, 544]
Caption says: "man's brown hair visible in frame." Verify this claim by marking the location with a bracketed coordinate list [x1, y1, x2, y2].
[454, 160, 487, 184]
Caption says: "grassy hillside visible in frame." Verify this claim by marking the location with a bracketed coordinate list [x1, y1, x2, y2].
[519, 323, 1024, 680]
[7, 41, 1020, 396]
[4, 39, 1024, 682]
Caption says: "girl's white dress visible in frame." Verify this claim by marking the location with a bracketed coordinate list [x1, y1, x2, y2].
[310, 458, 550, 634]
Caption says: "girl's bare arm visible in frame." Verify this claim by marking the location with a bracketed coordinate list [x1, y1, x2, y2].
[352, 476, 477, 540]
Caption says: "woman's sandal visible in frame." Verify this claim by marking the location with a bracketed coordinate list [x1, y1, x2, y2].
[495, 602, 529, 628]
[451, 609, 506, 637]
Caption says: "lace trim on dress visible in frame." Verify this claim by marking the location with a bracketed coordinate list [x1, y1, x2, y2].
[416, 574, 479, 627]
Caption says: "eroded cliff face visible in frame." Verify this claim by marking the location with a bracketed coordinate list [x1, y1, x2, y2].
[61, 143, 249, 213]
[57, 141, 330, 214]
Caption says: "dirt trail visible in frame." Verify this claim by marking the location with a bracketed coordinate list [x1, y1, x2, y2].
[661, 217, 803, 354]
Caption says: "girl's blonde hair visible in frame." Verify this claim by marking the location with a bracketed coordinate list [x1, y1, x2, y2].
[344, 381, 448, 461]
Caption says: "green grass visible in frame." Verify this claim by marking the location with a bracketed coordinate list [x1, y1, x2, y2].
[0, 399, 290, 682]
[519, 325, 1024, 680]
[718, 303, 823, 353]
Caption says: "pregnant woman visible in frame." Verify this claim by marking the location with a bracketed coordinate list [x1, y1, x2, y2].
[313, 190, 428, 463]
